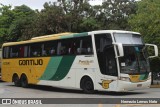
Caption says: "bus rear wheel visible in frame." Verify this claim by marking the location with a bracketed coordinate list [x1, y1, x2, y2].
[80, 77, 94, 94]
[13, 74, 21, 87]
[20, 74, 28, 88]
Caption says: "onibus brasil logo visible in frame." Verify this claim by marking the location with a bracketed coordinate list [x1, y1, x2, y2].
[1, 99, 42, 104]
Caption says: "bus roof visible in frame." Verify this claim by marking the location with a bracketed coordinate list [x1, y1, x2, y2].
[2, 32, 88, 46]
[88, 30, 140, 35]
[2, 30, 140, 47]
[31, 32, 72, 40]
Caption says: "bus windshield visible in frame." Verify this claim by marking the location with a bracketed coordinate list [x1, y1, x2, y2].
[114, 33, 150, 74]
[119, 45, 150, 74]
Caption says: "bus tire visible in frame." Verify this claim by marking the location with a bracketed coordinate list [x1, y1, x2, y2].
[12, 74, 21, 87]
[80, 76, 94, 94]
[20, 74, 28, 88]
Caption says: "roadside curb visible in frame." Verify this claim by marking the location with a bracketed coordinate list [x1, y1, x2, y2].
[150, 85, 160, 88]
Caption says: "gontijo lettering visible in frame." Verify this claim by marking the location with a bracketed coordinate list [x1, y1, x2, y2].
[19, 59, 43, 65]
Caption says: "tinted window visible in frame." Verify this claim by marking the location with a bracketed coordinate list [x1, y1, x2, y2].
[3, 35, 93, 59]
[3, 47, 10, 58]
[43, 41, 57, 56]
[10, 46, 19, 58]
[95, 33, 118, 76]
[30, 43, 42, 57]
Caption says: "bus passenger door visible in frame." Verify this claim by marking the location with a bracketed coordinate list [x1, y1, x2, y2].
[94, 33, 118, 91]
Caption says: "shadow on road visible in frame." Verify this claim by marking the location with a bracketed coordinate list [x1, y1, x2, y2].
[96, 91, 146, 96]
[7, 84, 147, 96]
[0, 80, 4, 82]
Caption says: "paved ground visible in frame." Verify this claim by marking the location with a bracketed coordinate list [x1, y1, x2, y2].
[0, 81, 160, 107]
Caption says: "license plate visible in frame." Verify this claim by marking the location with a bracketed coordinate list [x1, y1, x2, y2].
[137, 84, 142, 87]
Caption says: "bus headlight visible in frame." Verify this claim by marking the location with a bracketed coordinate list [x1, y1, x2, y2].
[119, 77, 130, 82]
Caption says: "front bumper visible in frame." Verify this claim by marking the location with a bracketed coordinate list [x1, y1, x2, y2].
[116, 79, 151, 92]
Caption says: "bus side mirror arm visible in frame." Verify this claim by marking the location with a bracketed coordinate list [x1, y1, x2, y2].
[145, 44, 158, 58]
[113, 43, 124, 58]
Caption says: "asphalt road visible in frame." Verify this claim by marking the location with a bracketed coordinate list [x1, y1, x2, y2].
[0, 81, 160, 107]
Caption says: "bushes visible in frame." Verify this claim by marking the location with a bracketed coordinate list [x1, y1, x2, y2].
[150, 57, 160, 84]
[150, 57, 160, 73]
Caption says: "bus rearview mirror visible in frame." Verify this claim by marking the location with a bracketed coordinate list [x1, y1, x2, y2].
[113, 43, 124, 57]
[145, 44, 158, 58]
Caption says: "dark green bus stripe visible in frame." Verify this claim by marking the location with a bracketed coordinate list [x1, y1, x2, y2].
[50, 55, 76, 81]
[39, 57, 63, 80]
[73, 32, 88, 37]
[40, 56, 76, 81]
[60, 32, 88, 39]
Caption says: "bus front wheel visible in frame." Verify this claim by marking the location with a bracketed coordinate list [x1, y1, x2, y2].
[20, 74, 28, 88]
[12, 74, 21, 87]
[80, 76, 94, 94]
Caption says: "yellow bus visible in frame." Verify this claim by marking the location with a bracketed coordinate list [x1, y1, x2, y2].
[1, 30, 158, 93]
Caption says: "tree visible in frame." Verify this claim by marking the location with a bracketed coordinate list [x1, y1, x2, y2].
[32, 0, 100, 35]
[99, 0, 137, 30]
[36, 2, 67, 34]
[0, 0, 137, 43]
[79, 17, 102, 32]
[128, 0, 160, 48]
[58, 0, 95, 32]
[0, 5, 14, 44]
[9, 5, 36, 41]
[0, 4, 36, 43]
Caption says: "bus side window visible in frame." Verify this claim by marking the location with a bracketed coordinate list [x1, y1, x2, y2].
[67, 38, 80, 55]
[43, 40, 57, 56]
[77, 40, 83, 54]
[57, 38, 80, 56]
[50, 47, 56, 55]
[42, 44, 47, 56]
[10, 46, 19, 58]
[3, 47, 9, 59]
[57, 40, 67, 55]
[19, 46, 24, 57]
[64, 39, 74, 55]
[24, 46, 28, 57]
[30, 43, 42, 57]
[80, 36, 93, 55]
[68, 42, 76, 54]
[57, 42, 62, 55]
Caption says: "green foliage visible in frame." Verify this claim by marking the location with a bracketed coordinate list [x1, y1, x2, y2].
[79, 17, 101, 32]
[0, 4, 36, 43]
[129, 0, 160, 47]
[0, 0, 137, 43]
[98, 0, 137, 30]
[2, 0, 138, 42]
[150, 57, 160, 73]
[0, 5, 14, 43]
